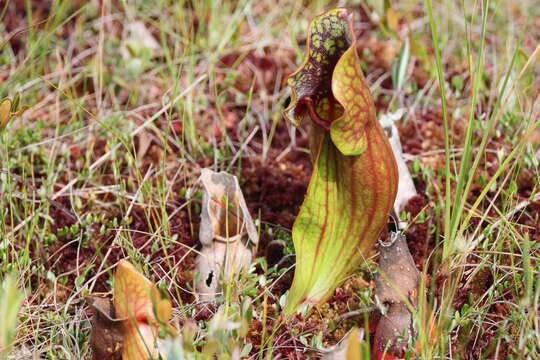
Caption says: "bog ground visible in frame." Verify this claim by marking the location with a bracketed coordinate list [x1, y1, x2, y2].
[0, 0, 539, 359]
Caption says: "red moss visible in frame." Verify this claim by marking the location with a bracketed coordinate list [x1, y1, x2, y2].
[47, 196, 197, 303]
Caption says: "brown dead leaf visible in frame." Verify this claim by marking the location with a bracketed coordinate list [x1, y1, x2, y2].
[195, 240, 252, 301]
[373, 232, 420, 357]
[374, 303, 412, 357]
[86, 295, 124, 360]
[375, 233, 420, 304]
[196, 169, 258, 300]
[199, 169, 258, 245]
[380, 111, 418, 222]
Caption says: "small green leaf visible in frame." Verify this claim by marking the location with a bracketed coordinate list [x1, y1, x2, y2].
[391, 38, 410, 90]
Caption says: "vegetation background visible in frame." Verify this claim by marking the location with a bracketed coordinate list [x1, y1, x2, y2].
[0, 0, 538, 358]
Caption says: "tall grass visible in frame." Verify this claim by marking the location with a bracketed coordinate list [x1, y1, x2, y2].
[424, 0, 539, 357]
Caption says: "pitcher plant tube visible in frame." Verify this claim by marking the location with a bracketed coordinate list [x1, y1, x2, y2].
[283, 8, 398, 315]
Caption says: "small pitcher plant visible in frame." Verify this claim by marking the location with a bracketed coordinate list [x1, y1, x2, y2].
[283, 8, 398, 314]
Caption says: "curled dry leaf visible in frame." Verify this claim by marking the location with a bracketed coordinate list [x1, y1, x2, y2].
[196, 169, 258, 301]
[196, 240, 252, 301]
[198, 168, 258, 246]
[380, 109, 417, 223]
[87, 260, 172, 360]
[373, 232, 420, 359]
[86, 295, 124, 360]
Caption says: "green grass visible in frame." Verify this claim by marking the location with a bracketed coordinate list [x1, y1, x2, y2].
[1, 0, 539, 358]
